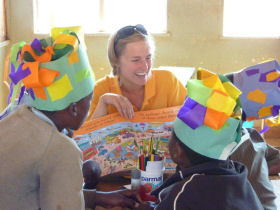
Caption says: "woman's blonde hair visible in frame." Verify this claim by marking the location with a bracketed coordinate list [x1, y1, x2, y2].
[108, 30, 155, 76]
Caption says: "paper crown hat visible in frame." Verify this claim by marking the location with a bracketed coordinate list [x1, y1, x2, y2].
[4, 27, 95, 111]
[233, 60, 280, 128]
[173, 68, 242, 160]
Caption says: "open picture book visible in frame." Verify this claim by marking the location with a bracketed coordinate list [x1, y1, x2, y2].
[73, 106, 180, 176]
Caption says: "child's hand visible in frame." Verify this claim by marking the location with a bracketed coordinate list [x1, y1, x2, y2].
[139, 185, 158, 202]
[133, 202, 155, 210]
[96, 189, 141, 209]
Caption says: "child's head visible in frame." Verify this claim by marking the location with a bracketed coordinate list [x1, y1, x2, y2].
[82, 160, 101, 189]
[227, 60, 280, 130]
[5, 28, 95, 130]
[169, 68, 242, 167]
[233, 60, 280, 121]
[168, 130, 216, 168]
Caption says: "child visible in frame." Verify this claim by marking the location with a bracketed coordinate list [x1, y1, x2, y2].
[0, 30, 139, 210]
[135, 71, 263, 209]
[225, 70, 278, 209]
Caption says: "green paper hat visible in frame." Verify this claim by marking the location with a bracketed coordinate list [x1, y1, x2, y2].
[173, 68, 242, 160]
[6, 29, 95, 111]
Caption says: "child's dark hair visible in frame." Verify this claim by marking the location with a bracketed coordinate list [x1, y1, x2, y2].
[171, 130, 216, 165]
[39, 109, 56, 116]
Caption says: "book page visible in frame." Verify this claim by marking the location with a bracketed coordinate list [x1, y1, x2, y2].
[73, 106, 180, 176]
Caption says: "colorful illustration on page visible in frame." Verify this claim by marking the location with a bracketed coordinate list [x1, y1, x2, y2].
[73, 107, 180, 176]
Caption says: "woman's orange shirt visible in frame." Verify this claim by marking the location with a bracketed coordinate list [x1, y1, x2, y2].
[87, 70, 187, 120]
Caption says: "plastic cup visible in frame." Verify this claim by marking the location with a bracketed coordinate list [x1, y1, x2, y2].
[131, 169, 141, 190]
[140, 160, 164, 193]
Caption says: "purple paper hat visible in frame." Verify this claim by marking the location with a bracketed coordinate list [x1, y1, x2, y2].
[233, 60, 280, 130]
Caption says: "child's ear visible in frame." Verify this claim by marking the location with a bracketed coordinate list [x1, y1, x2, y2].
[174, 141, 192, 168]
[174, 141, 185, 162]
[170, 141, 184, 164]
[68, 102, 78, 117]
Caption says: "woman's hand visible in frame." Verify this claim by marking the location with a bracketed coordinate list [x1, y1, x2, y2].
[100, 93, 134, 119]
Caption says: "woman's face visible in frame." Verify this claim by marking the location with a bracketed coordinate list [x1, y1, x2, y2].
[118, 40, 152, 87]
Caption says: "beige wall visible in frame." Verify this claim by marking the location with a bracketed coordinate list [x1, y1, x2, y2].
[1, 0, 280, 111]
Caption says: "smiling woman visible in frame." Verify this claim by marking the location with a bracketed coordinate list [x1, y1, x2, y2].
[87, 24, 187, 120]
